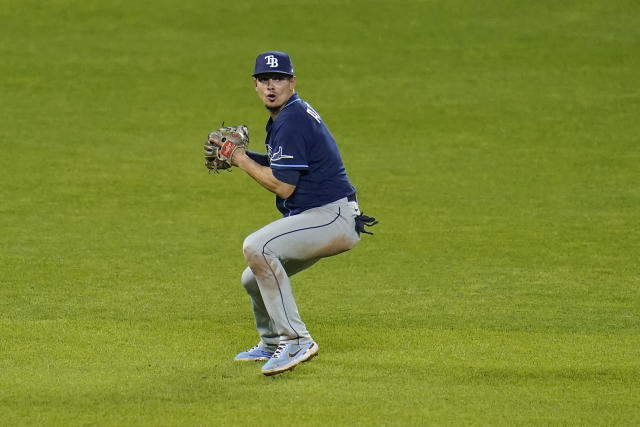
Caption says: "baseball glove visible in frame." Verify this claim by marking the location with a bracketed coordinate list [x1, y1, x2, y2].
[204, 124, 249, 172]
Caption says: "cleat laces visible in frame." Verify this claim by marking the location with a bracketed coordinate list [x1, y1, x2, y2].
[271, 343, 287, 359]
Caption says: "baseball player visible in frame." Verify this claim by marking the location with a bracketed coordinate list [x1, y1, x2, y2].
[207, 51, 376, 376]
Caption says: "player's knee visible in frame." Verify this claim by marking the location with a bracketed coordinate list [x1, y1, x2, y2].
[242, 235, 264, 267]
[240, 267, 258, 292]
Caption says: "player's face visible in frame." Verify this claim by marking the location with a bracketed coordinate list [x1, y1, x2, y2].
[254, 73, 297, 115]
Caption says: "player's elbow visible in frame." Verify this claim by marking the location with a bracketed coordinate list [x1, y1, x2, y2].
[275, 182, 296, 199]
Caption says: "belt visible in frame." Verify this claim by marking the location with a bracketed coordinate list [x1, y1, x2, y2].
[347, 193, 357, 202]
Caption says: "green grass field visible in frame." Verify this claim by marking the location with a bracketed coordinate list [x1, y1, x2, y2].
[1, 0, 639, 425]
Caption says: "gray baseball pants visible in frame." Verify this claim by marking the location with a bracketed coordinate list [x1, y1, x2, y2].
[240, 196, 361, 350]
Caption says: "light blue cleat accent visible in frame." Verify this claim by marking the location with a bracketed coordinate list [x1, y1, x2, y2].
[261, 341, 319, 376]
[234, 345, 275, 362]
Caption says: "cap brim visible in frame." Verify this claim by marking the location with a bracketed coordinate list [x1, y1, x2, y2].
[252, 71, 294, 78]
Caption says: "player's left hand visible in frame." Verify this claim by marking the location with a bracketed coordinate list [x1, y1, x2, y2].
[204, 124, 249, 172]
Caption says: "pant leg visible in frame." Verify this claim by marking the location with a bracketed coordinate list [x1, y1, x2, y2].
[240, 258, 319, 350]
[242, 199, 361, 344]
[240, 267, 279, 350]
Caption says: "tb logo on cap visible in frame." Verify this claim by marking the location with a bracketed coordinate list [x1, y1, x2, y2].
[265, 55, 279, 68]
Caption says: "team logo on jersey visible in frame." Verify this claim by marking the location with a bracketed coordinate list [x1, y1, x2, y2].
[268, 146, 294, 162]
[265, 55, 279, 68]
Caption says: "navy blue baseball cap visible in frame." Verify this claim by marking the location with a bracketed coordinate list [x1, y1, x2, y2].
[252, 51, 294, 77]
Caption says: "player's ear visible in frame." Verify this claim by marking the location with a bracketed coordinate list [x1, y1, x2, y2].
[290, 76, 296, 88]
[253, 78, 258, 91]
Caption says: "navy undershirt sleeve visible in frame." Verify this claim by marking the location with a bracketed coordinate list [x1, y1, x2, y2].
[245, 150, 269, 167]
[272, 168, 301, 186]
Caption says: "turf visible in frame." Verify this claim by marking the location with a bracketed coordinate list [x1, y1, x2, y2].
[1, 0, 639, 425]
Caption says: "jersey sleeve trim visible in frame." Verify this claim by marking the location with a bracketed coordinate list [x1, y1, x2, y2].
[271, 163, 309, 169]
